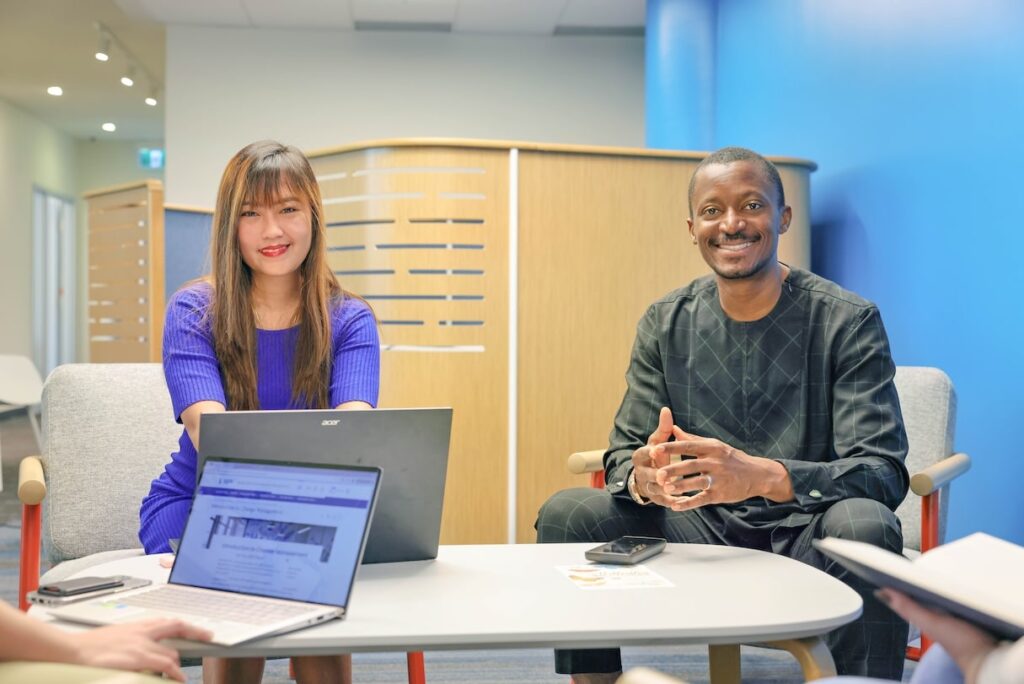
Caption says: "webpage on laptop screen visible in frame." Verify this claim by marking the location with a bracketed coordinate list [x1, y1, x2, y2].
[171, 460, 378, 606]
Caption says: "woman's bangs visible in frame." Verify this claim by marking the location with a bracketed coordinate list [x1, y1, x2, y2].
[242, 158, 307, 208]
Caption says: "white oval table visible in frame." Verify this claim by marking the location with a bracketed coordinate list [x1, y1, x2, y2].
[35, 543, 862, 683]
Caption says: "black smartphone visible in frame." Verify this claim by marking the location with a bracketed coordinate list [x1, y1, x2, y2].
[29, 577, 152, 606]
[37, 575, 126, 597]
[584, 536, 667, 564]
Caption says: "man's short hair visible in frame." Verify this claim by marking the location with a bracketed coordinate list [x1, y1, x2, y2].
[687, 147, 785, 217]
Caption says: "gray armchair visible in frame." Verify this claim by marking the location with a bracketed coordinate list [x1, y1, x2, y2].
[18, 363, 179, 609]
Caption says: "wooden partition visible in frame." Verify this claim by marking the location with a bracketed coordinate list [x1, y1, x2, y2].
[84, 180, 165, 362]
[310, 140, 815, 544]
[310, 147, 510, 545]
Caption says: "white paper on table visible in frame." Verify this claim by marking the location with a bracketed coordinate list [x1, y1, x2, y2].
[557, 563, 674, 590]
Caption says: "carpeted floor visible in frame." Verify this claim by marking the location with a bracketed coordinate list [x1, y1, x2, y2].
[0, 410, 915, 683]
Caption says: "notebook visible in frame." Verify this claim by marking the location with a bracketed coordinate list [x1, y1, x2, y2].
[51, 457, 381, 646]
[814, 533, 1024, 641]
[197, 407, 452, 563]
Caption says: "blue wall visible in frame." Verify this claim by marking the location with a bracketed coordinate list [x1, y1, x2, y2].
[648, 0, 1024, 544]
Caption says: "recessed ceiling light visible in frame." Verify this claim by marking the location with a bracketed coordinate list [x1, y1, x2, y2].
[47, 86, 63, 96]
[145, 96, 158, 106]
[102, 122, 116, 132]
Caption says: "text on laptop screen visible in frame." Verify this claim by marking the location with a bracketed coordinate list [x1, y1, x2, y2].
[170, 460, 378, 606]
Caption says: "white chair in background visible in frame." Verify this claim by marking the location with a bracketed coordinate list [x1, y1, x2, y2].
[0, 354, 44, 444]
[0, 354, 45, 491]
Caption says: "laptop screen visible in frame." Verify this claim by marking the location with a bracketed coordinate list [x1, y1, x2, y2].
[170, 459, 380, 607]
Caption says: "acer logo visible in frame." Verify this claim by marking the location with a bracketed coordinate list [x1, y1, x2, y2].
[320, 419, 340, 426]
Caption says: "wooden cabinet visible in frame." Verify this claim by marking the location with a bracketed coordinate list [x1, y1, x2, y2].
[85, 180, 165, 363]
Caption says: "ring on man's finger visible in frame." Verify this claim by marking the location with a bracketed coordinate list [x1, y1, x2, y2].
[704, 474, 713, 491]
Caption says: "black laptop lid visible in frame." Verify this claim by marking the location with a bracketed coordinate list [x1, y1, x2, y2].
[197, 408, 452, 564]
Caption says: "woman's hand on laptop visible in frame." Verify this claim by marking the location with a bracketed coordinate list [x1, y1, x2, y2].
[69, 618, 213, 682]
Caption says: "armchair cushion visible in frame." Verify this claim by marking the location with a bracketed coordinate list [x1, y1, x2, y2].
[41, 364, 180, 565]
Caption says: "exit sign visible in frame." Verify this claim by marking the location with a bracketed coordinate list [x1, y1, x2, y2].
[138, 147, 165, 169]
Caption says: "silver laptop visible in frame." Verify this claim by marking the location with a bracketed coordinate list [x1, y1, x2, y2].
[52, 457, 381, 646]
[197, 408, 452, 564]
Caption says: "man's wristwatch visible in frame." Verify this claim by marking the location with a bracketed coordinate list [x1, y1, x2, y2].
[627, 468, 651, 506]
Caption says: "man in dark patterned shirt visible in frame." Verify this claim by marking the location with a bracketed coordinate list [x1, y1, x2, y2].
[536, 147, 910, 682]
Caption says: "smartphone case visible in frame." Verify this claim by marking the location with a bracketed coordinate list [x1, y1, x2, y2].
[584, 536, 667, 564]
[28, 577, 153, 606]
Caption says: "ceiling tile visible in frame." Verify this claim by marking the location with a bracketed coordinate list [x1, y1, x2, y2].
[244, 0, 355, 29]
[454, 0, 567, 35]
[351, 0, 458, 24]
[559, 0, 645, 28]
[135, 0, 251, 27]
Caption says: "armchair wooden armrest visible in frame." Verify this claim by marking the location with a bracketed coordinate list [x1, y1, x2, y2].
[18, 456, 46, 611]
[910, 452, 971, 496]
[567, 449, 604, 474]
[567, 449, 606, 488]
[18, 456, 46, 505]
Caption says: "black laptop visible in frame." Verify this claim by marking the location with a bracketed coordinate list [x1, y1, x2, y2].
[197, 408, 452, 564]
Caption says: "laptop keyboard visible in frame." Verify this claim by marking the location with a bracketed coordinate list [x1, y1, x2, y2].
[116, 586, 319, 625]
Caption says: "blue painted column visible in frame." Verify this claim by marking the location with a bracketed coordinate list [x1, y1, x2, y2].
[645, 0, 717, 151]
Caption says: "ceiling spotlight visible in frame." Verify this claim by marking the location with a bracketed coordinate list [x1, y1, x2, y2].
[121, 66, 135, 87]
[144, 93, 158, 106]
[47, 86, 63, 96]
[95, 34, 110, 61]
[102, 122, 116, 132]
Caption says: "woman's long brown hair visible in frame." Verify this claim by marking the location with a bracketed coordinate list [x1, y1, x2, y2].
[208, 140, 347, 410]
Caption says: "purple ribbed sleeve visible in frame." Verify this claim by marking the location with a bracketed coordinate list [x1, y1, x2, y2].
[138, 284, 380, 553]
[161, 283, 225, 422]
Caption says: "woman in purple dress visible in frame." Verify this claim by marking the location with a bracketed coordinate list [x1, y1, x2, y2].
[140, 140, 379, 683]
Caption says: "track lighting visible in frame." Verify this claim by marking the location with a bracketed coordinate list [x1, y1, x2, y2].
[95, 33, 110, 62]
[92, 21, 164, 111]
